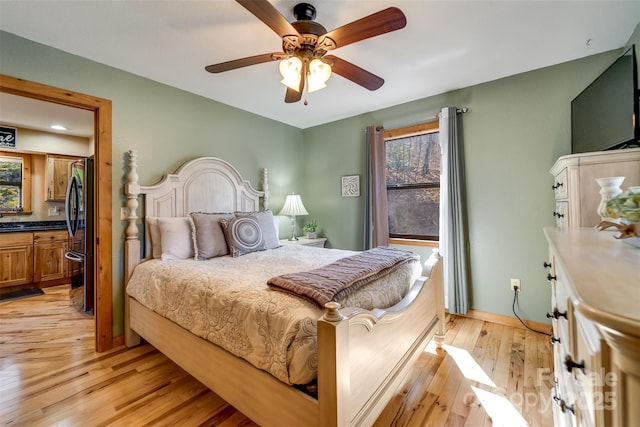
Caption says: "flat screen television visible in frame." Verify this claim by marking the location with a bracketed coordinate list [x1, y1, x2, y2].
[571, 45, 639, 154]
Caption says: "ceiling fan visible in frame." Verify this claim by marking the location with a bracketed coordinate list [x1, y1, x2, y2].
[205, 0, 407, 104]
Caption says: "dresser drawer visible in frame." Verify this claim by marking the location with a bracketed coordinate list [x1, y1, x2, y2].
[553, 398, 579, 427]
[572, 312, 612, 427]
[553, 167, 568, 200]
[554, 202, 568, 227]
[550, 274, 571, 349]
[553, 343, 579, 427]
[0, 232, 34, 246]
[33, 230, 68, 243]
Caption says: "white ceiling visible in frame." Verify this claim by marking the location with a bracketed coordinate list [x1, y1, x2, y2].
[0, 0, 639, 130]
[0, 92, 94, 138]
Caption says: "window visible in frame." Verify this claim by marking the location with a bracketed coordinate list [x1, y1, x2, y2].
[384, 122, 440, 241]
[0, 152, 31, 214]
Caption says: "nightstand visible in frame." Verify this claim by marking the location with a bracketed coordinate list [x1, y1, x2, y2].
[279, 237, 327, 248]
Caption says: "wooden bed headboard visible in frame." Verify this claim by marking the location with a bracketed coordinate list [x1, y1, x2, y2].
[123, 150, 269, 271]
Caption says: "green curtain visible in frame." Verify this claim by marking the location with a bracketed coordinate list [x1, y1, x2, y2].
[439, 107, 470, 314]
[364, 125, 389, 249]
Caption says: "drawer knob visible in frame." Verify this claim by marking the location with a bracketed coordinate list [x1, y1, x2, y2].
[547, 273, 557, 282]
[552, 182, 564, 190]
[553, 211, 565, 218]
[564, 355, 585, 374]
[553, 396, 575, 415]
[543, 261, 552, 269]
[546, 308, 567, 320]
[550, 335, 561, 344]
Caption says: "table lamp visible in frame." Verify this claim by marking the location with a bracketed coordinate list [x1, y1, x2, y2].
[278, 193, 308, 241]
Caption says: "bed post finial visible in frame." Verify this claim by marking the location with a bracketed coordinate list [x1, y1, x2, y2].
[124, 149, 142, 347]
[125, 150, 140, 241]
[323, 302, 345, 322]
[262, 168, 270, 211]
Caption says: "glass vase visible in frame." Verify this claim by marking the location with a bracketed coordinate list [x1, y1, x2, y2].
[595, 176, 625, 221]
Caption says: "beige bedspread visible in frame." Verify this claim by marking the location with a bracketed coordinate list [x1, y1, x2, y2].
[126, 245, 422, 385]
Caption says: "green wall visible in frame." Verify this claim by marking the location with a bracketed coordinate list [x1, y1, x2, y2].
[1, 23, 638, 333]
[0, 31, 303, 336]
[303, 45, 635, 323]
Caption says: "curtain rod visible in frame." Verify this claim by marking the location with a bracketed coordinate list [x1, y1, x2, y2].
[377, 107, 469, 132]
[437, 107, 469, 118]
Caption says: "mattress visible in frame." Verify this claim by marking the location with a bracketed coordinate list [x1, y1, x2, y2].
[126, 245, 422, 385]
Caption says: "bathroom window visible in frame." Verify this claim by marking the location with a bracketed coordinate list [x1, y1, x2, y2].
[0, 152, 31, 214]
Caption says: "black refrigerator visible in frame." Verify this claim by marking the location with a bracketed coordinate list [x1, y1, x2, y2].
[65, 158, 94, 315]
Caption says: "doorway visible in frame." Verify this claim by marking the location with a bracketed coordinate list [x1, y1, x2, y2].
[0, 74, 113, 352]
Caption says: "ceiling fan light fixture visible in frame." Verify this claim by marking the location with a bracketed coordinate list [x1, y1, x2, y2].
[307, 58, 331, 93]
[206, 1, 406, 103]
[307, 80, 326, 93]
[279, 56, 303, 91]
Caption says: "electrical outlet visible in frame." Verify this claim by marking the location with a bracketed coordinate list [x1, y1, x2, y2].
[510, 278, 521, 292]
[120, 207, 129, 221]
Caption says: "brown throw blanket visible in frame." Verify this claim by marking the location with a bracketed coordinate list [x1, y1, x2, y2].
[267, 247, 420, 307]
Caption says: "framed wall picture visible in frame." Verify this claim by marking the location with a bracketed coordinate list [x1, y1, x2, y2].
[0, 126, 17, 149]
[341, 175, 360, 197]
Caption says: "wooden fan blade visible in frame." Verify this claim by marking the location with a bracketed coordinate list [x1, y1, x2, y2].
[319, 7, 406, 50]
[205, 53, 279, 73]
[284, 66, 305, 103]
[236, 0, 300, 38]
[284, 86, 302, 103]
[325, 55, 384, 91]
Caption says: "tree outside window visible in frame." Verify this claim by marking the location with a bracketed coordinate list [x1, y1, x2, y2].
[385, 126, 440, 241]
[0, 156, 24, 211]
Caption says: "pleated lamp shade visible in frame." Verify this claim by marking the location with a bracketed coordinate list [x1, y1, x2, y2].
[278, 194, 309, 216]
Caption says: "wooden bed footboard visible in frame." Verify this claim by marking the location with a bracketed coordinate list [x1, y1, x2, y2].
[318, 249, 445, 426]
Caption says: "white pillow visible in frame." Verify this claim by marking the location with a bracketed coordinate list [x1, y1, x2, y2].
[145, 217, 162, 259]
[157, 217, 194, 260]
[272, 215, 280, 239]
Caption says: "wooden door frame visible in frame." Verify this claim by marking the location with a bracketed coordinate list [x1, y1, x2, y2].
[0, 74, 113, 352]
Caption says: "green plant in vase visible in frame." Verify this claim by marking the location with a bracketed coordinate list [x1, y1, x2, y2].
[605, 188, 640, 223]
[597, 188, 640, 244]
[303, 219, 318, 239]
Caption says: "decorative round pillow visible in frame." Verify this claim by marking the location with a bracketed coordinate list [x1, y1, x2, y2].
[221, 217, 265, 257]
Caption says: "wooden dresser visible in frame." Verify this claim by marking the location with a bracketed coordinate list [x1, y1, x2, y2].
[549, 148, 640, 228]
[544, 227, 639, 427]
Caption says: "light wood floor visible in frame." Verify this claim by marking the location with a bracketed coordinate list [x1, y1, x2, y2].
[0, 285, 553, 426]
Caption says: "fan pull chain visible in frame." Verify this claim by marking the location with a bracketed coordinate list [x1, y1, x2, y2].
[303, 73, 309, 105]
